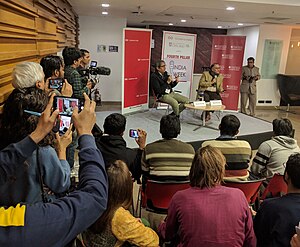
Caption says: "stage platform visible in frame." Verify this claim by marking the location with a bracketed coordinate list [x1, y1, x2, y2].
[96, 108, 273, 151]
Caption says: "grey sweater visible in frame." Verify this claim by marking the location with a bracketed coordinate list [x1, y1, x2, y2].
[251, 136, 300, 178]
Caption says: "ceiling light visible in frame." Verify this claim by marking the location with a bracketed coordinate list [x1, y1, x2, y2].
[181, 19, 187, 23]
[102, 11, 108, 15]
[226, 7, 235, 11]
[169, 23, 173, 26]
[101, 3, 110, 7]
[238, 23, 243, 26]
[217, 26, 222, 28]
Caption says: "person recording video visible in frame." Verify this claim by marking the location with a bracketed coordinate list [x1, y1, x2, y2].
[197, 63, 224, 121]
[63, 46, 92, 100]
[151, 60, 189, 117]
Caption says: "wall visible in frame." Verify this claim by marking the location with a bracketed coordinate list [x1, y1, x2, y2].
[228, 24, 293, 107]
[149, 25, 227, 74]
[0, 0, 79, 113]
[255, 24, 292, 106]
[227, 26, 260, 65]
[285, 29, 300, 75]
[79, 16, 126, 102]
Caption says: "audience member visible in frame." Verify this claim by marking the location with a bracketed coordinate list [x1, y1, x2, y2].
[202, 114, 252, 181]
[291, 234, 300, 247]
[151, 60, 189, 117]
[158, 145, 255, 246]
[254, 153, 300, 246]
[63, 46, 92, 99]
[0, 93, 108, 246]
[142, 115, 195, 181]
[197, 63, 224, 121]
[81, 160, 159, 247]
[40, 55, 73, 96]
[0, 88, 71, 205]
[251, 118, 300, 180]
[95, 113, 146, 181]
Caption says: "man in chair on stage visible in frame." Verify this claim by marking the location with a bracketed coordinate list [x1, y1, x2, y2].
[198, 63, 224, 121]
[151, 60, 189, 117]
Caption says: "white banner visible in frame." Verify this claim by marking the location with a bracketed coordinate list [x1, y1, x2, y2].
[162, 31, 197, 99]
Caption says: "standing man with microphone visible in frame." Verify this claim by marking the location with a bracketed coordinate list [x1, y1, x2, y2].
[198, 63, 224, 121]
[240, 57, 260, 116]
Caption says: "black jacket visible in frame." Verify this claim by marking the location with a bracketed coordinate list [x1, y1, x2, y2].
[150, 71, 178, 98]
[95, 135, 142, 181]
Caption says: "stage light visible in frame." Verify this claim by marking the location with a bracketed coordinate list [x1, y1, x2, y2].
[181, 19, 187, 23]
[101, 4, 110, 7]
[169, 23, 174, 26]
[226, 7, 235, 11]
[102, 11, 108, 15]
[238, 23, 243, 26]
[217, 26, 222, 28]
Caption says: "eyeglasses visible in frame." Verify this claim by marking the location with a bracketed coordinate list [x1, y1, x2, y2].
[214, 67, 221, 69]
[160, 65, 166, 67]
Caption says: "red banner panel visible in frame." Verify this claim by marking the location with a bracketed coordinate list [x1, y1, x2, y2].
[123, 29, 152, 109]
[211, 35, 246, 110]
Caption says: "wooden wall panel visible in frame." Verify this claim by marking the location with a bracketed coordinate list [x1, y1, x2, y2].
[0, 0, 79, 112]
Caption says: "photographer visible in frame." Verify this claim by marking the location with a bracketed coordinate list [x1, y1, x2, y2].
[79, 49, 91, 69]
[40, 55, 73, 97]
[63, 47, 92, 100]
[240, 57, 261, 116]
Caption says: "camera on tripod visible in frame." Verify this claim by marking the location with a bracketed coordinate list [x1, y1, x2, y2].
[80, 61, 111, 89]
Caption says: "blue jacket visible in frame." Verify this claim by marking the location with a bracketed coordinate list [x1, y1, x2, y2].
[0, 145, 70, 206]
[0, 135, 108, 247]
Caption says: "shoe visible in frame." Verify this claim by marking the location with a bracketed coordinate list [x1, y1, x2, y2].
[205, 113, 211, 122]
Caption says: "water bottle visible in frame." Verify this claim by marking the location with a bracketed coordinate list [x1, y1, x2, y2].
[199, 91, 204, 101]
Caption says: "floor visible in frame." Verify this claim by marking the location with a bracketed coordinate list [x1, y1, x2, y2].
[99, 102, 300, 144]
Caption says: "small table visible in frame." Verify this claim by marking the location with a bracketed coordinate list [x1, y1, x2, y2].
[184, 103, 226, 130]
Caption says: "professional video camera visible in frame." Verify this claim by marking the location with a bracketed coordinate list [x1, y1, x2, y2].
[79, 60, 111, 89]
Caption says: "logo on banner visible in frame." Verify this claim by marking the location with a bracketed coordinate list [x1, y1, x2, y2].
[230, 45, 243, 50]
[228, 66, 240, 71]
[221, 54, 234, 59]
[214, 45, 227, 50]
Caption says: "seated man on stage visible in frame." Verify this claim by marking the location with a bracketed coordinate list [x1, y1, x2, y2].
[151, 60, 189, 117]
[198, 63, 224, 121]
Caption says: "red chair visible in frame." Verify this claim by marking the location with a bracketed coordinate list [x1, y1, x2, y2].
[261, 174, 287, 200]
[222, 179, 265, 205]
[140, 180, 190, 215]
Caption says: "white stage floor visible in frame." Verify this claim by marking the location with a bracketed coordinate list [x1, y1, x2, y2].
[96, 108, 273, 150]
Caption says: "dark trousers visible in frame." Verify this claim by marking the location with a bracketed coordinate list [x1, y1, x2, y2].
[204, 91, 222, 102]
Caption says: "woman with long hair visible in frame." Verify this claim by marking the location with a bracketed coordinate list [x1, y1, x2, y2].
[0, 87, 71, 205]
[81, 160, 159, 247]
[158, 145, 256, 247]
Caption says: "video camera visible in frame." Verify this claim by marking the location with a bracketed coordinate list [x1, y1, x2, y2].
[79, 60, 111, 89]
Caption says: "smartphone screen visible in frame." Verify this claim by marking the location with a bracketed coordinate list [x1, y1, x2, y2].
[49, 78, 64, 91]
[53, 96, 84, 116]
[129, 129, 138, 138]
[59, 116, 71, 135]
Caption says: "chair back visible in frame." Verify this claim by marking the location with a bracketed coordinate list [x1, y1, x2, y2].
[261, 174, 288, 200]
[223, 179, 265, 204]
[143, 180, 190, 213]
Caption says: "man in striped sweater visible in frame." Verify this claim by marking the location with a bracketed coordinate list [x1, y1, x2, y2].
[202, 114, 252, 181]
[141, 115, 195, 182]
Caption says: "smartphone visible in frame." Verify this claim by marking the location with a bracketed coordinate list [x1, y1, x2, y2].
[59, 116, 71, 135]
[53, 96, 84, 116]
[90, 61, 97, 68]
[49, 78, 64, 91]
[129, 129, 138, 138]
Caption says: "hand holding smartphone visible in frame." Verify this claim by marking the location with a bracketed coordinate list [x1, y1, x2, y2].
[129, 129, 139, 138]
[53, 96, 84, 116]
